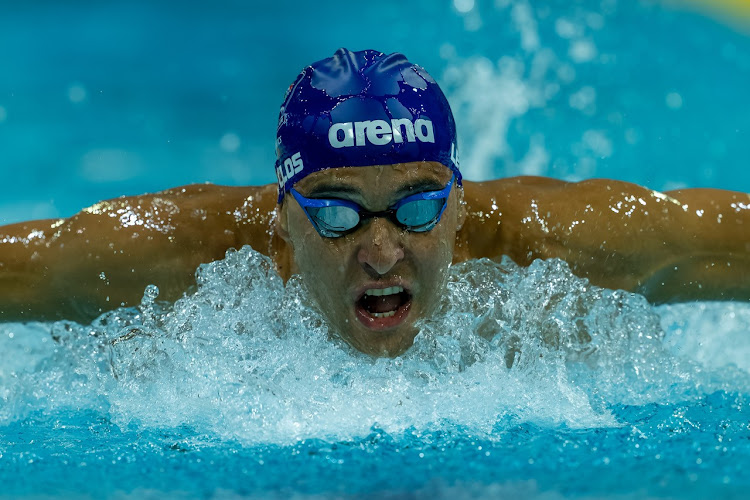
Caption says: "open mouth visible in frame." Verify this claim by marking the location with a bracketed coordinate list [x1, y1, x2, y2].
[355, 285, 412, 330]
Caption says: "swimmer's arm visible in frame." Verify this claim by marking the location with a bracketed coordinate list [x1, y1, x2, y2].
[632, 186, 750, 302]
[0, 183, 281, 323]
[461, 178, 750, 303]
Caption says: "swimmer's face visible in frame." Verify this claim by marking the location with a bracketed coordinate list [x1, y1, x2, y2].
[277, 162, 465, 357]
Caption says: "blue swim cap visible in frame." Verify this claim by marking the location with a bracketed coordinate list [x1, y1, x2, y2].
[275, 48, 461, 202]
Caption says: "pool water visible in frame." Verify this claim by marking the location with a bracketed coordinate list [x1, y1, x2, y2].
[2, 248, 750, 499]
[2, 0, 750, 498]
[1, 0, 749, 223]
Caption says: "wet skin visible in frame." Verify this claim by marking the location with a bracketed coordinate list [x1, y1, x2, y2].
[276, 163, 465, 356]
[1, 164, 749, 355]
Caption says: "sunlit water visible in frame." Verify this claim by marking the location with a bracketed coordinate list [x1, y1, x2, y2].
[1, 246, 749, 499]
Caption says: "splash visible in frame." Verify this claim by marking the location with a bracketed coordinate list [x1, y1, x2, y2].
[0, 246, 748, 446]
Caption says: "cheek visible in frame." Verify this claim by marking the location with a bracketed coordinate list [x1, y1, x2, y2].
[290, 231, 354, 324]
[411, 229, 455, 280]
[429, 210, 459, 260]
[289, 222, 347, 285]
[412, 214, 459, 285]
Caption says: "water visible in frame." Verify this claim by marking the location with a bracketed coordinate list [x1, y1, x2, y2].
[1, 0, 750, 223]
[2, 246, 749, 498]
[2, 0, 750, 498]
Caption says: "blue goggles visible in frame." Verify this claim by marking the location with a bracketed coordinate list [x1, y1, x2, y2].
[290, 175, 455, 238]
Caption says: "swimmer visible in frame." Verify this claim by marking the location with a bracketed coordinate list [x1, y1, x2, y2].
[1, 48, 749, 356]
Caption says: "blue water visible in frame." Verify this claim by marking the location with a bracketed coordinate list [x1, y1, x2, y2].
[2, 1, 750, 499]
[2, 248, 750, 499]
[1, 0, 749, 224]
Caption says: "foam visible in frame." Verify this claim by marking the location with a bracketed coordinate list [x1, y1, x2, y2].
[1, 246, 748, 445]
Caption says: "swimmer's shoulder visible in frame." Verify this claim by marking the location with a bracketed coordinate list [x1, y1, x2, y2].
[457, 176, 657, 263]
[150, 182, 278, 212]
[68, 182, 280, 253]
[463, 175, 647, 191]
[99, 181, 279, 226]
[463, 176, 566, 199]
[461, 176, 573, 214]
[462, 176, 665, 207]
[135, 182, 281, 249]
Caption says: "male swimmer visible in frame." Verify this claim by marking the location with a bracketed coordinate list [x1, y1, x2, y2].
[1, 48, 749, 356]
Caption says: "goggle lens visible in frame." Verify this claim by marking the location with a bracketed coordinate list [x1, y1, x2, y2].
[291, 175, 454, 238]
[308, 206, 361, 237]
[395, 198, 445, 232]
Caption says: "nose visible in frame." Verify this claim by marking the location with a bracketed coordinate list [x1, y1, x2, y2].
[357, 218, 405, 276]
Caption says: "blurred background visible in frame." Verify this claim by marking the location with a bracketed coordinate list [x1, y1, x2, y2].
[1, 0, 749, 224]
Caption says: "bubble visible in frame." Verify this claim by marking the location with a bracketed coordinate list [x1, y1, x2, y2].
[569, 86, 597, 114]
[557, 63, 576, 83]
[555, 18, 581, 39]
[666, 92, 683, 110]
[220, 132, 241, 153]
[512, 2, 540, 52]
[453, 0, 474, 14]
[586, 13, 605, 30]
[464, 12, 482, 32]
[518, 135, 549, 176]
[624, 128, 642, 145]
[68, 84, 87, 103]
[439, 43, 457, 60]
[569, 40, 598, 63]
[582, 130, 612, 158]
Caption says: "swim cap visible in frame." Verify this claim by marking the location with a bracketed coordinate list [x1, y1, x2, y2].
[275, 48, 461, 202]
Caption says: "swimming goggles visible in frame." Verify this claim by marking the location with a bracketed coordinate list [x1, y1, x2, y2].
[290, 175, 455, 238]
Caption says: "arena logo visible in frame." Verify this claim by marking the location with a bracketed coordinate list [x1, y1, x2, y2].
[276, 151, 303, 189]
[328, 118, 435, 148]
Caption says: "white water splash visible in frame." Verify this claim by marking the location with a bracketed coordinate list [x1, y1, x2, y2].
[1, 246, 747, 446]
[442, 0, 617, 181]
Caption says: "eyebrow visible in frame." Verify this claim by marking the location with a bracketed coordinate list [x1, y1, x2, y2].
[305, 184, 362, 198]
[306, 178, 446, 200]
[393, 179, 445, 198]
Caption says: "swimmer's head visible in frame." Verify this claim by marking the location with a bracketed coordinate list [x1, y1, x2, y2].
[275, 49, 466, 357]
[274, 48, 461, 202]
